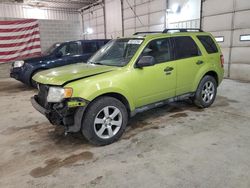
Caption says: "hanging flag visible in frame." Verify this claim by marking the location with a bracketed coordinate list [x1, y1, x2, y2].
[0, 19, 41, 63]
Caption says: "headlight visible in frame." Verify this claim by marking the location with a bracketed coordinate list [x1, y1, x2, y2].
[47, 87, 73, 102]
[13, 60, 24, 68]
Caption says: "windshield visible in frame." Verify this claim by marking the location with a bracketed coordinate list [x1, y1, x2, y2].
[44, 43, 61, 55]
[88, 38, 143, 67]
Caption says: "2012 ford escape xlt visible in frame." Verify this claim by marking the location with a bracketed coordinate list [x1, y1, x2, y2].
[31, 29, 224, 145]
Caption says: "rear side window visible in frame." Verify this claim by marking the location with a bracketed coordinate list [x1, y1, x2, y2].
[197, 35, 218, 54]
[82, 42, 98, 53]
[173, 36, 200, 60]
[141, 38, 173, 64]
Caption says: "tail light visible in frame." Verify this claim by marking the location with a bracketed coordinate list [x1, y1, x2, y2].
[220, 54, 224, 68]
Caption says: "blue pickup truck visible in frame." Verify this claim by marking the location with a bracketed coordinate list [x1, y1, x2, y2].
[10, 39, 109, 87]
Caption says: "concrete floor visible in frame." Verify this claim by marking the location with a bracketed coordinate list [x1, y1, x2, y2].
[0, 78, 250, 188]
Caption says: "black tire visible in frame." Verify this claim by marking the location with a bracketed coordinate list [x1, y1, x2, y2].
[194, 75, 217, 108]
[81, 96, 128, 146]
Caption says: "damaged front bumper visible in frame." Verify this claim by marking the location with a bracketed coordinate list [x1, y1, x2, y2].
[31, 95, 88, 133]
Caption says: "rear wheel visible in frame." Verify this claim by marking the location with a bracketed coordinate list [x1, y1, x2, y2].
[194, 75, 217, 108]
[81, 96, 128, 146]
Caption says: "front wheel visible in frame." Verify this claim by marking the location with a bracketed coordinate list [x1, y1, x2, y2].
[194, 75, 217, 108]
[81, 96, 128, 146]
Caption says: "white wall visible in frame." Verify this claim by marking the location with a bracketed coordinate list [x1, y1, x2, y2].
[0, 3, 80, 21]
[123, 0, 167, 36]
[167, 0, 201, 28]
[81, 0, 201, 39]
[0, 3, 82, 52]
[39, 20, 82, 52]
[105, 0, 123, 38]
[202, 0, 250, 81]
[82, 4, 105, 39]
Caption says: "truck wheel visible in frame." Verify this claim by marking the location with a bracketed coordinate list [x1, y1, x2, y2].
[194, 75, 217, 108]
[81, 96, 128, 146]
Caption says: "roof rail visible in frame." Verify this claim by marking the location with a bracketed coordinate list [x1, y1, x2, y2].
[162, 28, 203, 33]
[133, 31, 162, 35]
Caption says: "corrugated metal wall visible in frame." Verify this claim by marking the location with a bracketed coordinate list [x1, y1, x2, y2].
[0, 3, 80, 21]
[202, 0, 250, 81]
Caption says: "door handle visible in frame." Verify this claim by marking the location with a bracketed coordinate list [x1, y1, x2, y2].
[164, 67, 174, 72]
[196, 60, 204, 65]
[164, 67, 174, 75]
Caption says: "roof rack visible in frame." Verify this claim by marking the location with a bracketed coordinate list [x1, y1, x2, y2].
[162, 28, 203, 33]
[133, 28, 204, 36]
[133, 31, 162, 35]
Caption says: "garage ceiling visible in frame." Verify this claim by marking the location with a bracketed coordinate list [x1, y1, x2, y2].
[2, 0, 99, 10]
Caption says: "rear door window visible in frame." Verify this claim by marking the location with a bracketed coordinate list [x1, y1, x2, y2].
[173, 36, 201, 60]
[197, 35, 218, 54]
[82, 42, 98, 53]
[141, 38, 173, 64]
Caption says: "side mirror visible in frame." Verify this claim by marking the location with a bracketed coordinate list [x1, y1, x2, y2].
[55, 51, 63, 58]
[136, 56, 156, 68]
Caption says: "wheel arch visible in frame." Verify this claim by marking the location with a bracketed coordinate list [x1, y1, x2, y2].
[91, 92, 131, 115]
[193, 70, 219, 91]
[204, 71, 218, 85]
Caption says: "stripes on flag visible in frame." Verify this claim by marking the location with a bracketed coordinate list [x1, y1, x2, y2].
[0, 19, 41, 63]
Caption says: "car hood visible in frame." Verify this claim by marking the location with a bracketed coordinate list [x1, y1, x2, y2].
[33, 63, 117, 86]
[24, 54, 53, 65]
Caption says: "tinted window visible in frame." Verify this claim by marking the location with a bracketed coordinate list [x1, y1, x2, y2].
[58, 44, 67, 56]
[82, 42, 98, 53]
[141, 38, 173, 64]
[58, 42, 79, 56]
[67, 42, 80, 55]
[98, 40, 108, 48]
[174, 36, 200, 59]
[197, 35, 218, 54]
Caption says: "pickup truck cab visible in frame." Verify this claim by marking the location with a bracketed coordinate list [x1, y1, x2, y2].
[10, 39, 109, 87]
[31, 29, 224, 145]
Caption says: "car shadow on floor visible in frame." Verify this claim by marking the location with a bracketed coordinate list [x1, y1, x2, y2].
[43, 100, 205, 147]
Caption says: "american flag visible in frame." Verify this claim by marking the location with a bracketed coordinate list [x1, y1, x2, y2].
[0, 19, 42, 63]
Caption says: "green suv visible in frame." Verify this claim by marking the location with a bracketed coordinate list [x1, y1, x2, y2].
[31, 29, 224, 145]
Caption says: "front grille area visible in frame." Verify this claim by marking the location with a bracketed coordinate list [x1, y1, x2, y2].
[37, 84, 49, 108]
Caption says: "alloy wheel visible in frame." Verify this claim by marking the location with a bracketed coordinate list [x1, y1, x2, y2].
[94, 106, 122, 139]
[201, 81, 215, 103]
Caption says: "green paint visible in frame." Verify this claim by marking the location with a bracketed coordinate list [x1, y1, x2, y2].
[33, 32, 224, 112]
